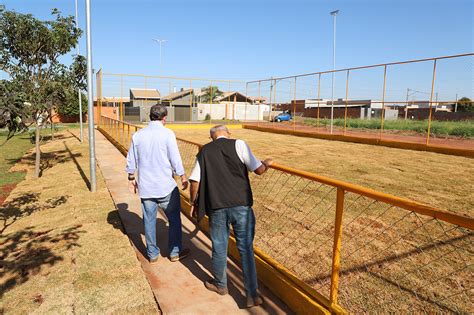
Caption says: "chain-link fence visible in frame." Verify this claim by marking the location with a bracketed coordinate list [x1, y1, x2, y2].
[247, 53, 474, 149]
[98, 116, 473, 313]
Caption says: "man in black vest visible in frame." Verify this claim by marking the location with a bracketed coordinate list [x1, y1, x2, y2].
[189, 125, 272, 308]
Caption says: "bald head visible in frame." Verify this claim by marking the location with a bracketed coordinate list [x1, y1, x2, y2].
[210, 125, 230, 140]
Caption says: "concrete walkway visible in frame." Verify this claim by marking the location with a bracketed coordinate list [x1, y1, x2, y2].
[94, 130, 291, 314]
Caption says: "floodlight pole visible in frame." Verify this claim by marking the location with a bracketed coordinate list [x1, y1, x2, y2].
[85, 0, 97, 192]
[153, 39, 168, 70]
[75, 0, 83, 142]
[330, 10, 339, 135]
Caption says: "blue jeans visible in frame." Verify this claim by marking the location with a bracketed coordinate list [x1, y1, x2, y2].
[209, 206, 258, 298]
[141, 187, 182, 260]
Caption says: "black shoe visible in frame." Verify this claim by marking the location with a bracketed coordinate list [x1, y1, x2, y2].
[169, 248, 190, 262]
[204, 280, 228, 295]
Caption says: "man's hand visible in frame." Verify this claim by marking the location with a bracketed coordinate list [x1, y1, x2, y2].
[190, 204, 198, 219]
[181, 175, 189, 190]
[128, 179, 138, 194]
[254, 158, 274, 175]
[262, 158, 274, 168]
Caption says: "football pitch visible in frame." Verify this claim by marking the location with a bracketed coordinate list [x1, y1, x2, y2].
[173, 126, 472, 215]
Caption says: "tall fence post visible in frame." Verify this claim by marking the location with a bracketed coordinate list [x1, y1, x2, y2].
[245, 82, 249, 122]
[258, 81, 261, 125]
[120, 75, 124, 121]
[293, 77, 297, 131]
[426, 59, 437, 145]
[379, 65, 387, 141]
[272, 79, 277, 126]
[344, 70, 350, 135]
[209, 81, 213, 125]
[317, 73, 321, 130]
[189, 80, 193, 122]
[330, 187, 345, 306]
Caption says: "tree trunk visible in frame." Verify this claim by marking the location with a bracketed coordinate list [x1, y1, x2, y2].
[34, 119, 41, 178]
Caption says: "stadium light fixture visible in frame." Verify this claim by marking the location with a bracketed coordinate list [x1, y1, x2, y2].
[152, 38, 168, 70]
[330, 9, 340, 134]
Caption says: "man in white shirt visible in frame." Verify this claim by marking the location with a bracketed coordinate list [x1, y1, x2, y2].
[189, 125, 272, 308]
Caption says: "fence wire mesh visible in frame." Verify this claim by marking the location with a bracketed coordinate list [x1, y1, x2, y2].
[99, 116, 473, 313]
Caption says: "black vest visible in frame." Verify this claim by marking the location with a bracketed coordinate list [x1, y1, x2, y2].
[196, 138, 253, 220]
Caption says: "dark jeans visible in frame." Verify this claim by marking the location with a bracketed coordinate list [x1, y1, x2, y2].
[141, 187, 182, 259]
[209, 205, 258, 297]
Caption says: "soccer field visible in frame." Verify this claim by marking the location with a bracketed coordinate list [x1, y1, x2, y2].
[173, 127, 473, 214]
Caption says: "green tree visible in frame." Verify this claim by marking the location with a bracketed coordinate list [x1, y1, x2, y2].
[0, 8, 85, 177]
[456, 97, 473, 112]
[199, 86, 224, 103]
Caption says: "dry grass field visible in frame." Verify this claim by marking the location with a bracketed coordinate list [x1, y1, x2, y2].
[0, 130, 157, 314]
[173, 127, 473, 215]
[172, 126, 473, 313]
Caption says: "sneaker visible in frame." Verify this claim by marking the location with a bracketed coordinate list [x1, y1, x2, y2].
[246, 295, 264, 308]
[204, 280, 228, 296]
[149, 256, 159, 264]
[169, 248, 190, 262]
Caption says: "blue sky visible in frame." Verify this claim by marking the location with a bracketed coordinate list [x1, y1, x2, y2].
[2, 0, 473, 101]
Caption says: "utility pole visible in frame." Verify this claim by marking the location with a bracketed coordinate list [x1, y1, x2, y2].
[454, 93, 458, 112]
[405, 88, 409, 120]
[74, 0, 83, 142]
[85, 0, 97, 192]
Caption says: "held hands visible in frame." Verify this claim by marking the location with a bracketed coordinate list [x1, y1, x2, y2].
[128, 179, 138, 194]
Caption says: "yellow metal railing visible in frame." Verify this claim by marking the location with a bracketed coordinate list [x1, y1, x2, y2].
[98, 116, 473, 314]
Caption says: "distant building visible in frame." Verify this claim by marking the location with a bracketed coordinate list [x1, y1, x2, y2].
[129, 89, 161, 122]
[160, 89, 197, 121]
[215, 91, 254, 104]
[130, 88, 161, 108]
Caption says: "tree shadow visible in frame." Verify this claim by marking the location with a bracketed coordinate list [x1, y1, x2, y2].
[0, 224, 84, 298]
[0, 192, 70, 234]
[63, 141, 90, 189]
[10, 146, 84, 177]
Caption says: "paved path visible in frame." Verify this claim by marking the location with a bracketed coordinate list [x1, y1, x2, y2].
[94, 130, 291, 314]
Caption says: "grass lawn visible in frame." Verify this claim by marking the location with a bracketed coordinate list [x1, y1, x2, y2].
[0, 132, 34, 204]
[0, 129, 157, 313]
[0, 124, 86, 205]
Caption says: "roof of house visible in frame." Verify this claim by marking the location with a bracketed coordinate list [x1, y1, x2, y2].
[130, 88, 161, 99]
[215, 91, 252, 102]
[161, 89, 193, 101]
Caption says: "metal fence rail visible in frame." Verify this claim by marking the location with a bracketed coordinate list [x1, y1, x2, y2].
[246, 53, 474, 146]
[99, 116, 473, 313]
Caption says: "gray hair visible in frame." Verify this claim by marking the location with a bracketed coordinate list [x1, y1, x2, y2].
[150, 104, 167, 121]
[210, 125, 229, 138]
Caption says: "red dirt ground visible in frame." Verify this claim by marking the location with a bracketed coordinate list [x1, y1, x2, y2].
[0, 183, 18, 205]
[245, 122, 474, 151]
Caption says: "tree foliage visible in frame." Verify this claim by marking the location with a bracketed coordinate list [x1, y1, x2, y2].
[0, 8, 85, 176]
[199, 86, 224, 103]
[456, 97, 473, 112]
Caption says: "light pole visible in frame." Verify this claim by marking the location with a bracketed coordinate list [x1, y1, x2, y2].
[74, 0, 84, 142]
[85, 0, 96, 192]
[330, 10, 339, 134]
[152, 39, 168, 70]
[405, 88, 430, 119]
